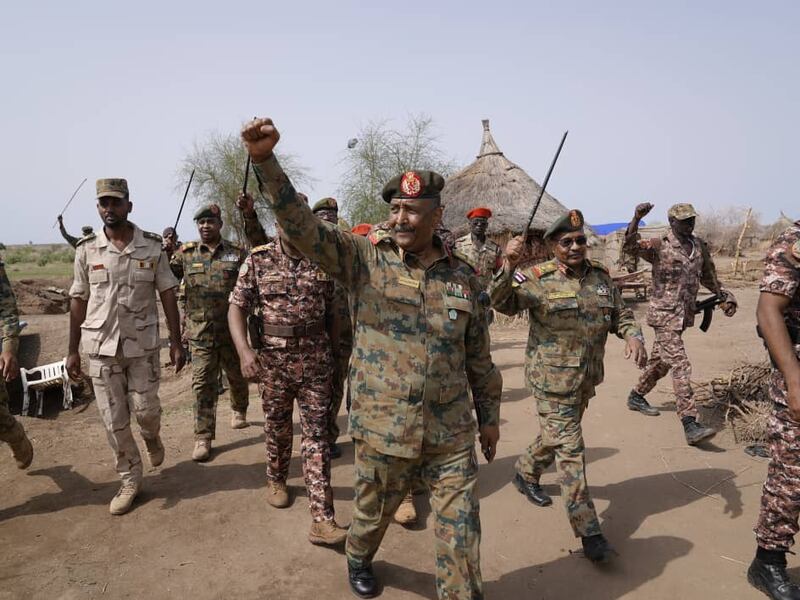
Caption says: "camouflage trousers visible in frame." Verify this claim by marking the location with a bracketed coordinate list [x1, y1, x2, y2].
[0, 378, 25, 444]
[347, 440, 483, 600]
[89, 352, 162, 485]
[257, 348, 334, 522]
[329, 348, 351, 444]
[634, 327, 696, 419]
[516, 400, 602, 538]
[755, 401, 800, 551]
[191, 341, 249, 440]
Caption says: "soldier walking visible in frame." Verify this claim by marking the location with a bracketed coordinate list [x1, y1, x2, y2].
[170, 204, 250, 462]
[0, 256, 33, 469]
[623, 202, 737, 445]
[66, 178, 185, 515]
[490, 210, 647, 563]
[748, 219, 800, 600]
[240, 117, 502, 600]
[227, 198, 347, 547]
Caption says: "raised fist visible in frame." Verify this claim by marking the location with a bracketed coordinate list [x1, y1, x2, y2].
[241, 118, 280, 163]
[634, 202, 654, 220]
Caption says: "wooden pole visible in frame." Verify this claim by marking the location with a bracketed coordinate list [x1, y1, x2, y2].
[732, 207, 752, 277]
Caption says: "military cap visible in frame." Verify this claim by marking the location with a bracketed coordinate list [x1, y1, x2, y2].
[667, 203, 698, 221]
[351, 223, 372, 236]
[80, 226, 94, 236]
[544, 209, 585, 240]
[96, 178, 128, 199]
[193, 203, 222, 221]
[381, 170, 445, 203]
[312, 197, 338, 213]
[467, 207, 492, 219]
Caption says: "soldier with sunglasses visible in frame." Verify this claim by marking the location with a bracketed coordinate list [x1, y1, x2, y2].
[490, 209, 647, 564]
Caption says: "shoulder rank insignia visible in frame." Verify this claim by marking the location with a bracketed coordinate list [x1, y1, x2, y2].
[143, 231, 162, 242]
[532, 261, 557, 279]
[590, 259, 609, 273]
[76, 232, 97, 247]
[368, 228, 391, 246]
[792, 240, 800, 261]
[250, 243, 271, 254]
[181, 242, 197, 252]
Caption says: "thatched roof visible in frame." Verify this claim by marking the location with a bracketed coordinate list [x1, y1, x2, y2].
[442, 119, 571, 236]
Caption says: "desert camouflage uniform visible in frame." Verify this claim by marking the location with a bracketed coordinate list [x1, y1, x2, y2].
[170, 239, 249, 440]
[0, 257, 26, 446]
[328, 281, 353, 443]
[229, 239, 336, 522]
[624, 230, 735, 419]
[754, 221, 800, 551]
[490, 258, 642, 538]
[253, 155, 502, 600]
[70, 225, 178, 485]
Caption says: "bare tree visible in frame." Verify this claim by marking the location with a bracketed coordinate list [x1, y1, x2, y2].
[178, 131, 314, 243]
[339, 114, 459, 226]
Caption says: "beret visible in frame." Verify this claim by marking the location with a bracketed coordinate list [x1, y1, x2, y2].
[467, 207, 492, 219]
[544, 209, 585, 240]
[194, 203, 222, 221]
[381, 170, 445, 203]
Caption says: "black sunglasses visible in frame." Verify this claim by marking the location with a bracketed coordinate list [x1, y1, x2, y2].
[556, 236, 588, 249]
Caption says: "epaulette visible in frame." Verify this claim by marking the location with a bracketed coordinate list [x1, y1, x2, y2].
[143, 231, 162, 242]
[368, 229, 392, 246]
[532, 260, 558, 279]
[250, 243, 272, 254]
[590, 259, 609, 273]
[181, 242, 197, 252]
[75, 233, 96, 247]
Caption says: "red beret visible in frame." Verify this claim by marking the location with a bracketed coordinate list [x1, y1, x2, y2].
[466, 207, 492, 219]
[351, 223, 372, 236]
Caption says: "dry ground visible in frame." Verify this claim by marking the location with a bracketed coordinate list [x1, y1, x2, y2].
[0, 285, 790, 599]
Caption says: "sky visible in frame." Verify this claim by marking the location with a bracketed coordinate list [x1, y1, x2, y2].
[1, 1, 797, 244]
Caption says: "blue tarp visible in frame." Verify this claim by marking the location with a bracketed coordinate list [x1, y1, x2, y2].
[592, 221, 645, 235]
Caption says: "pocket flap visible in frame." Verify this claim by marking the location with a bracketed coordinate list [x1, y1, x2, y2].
[385, 284, 421, 306]
[444, 296, 472, 313]
[542, 352, 582, 367]
[547, 296, 578, 311]
[134, 269, 155, 282]
[88, 359, 103, 378]
[89, 270, 109, 284]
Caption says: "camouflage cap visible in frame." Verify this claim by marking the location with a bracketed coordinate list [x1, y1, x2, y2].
[667, 203, 698, 220]
[312, 197, 338, 213]
[80, 226, 94, 236]
[193, 203, 222, 221]
[381, 170, 445, 203]
[544, 209, 585, 240]
[96, 178, 128, 199]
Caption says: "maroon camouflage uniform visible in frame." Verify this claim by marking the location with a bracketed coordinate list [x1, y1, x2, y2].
[755, 221, 800, 551]
[624, 230, 735, 419]
[229, 239, 336, 522]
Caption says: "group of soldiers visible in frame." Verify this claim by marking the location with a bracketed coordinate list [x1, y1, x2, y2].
[0, 115, 797, 600]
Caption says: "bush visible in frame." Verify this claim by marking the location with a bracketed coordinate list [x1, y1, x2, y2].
[37, 255, 49, 267]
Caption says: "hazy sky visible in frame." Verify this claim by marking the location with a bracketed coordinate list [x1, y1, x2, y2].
[2, 1, 797, 244]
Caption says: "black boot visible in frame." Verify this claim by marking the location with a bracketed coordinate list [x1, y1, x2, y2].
[349, 564, 379, 598]
[582, 534, 614, 564]
[513, 473, 553, 507]
[627, 390, 660, 416]
[682, 417, 716, 446]
[748, 555, 800, 600]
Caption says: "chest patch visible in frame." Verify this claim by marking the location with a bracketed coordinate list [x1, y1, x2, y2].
[445, 281, 471, 300]
[397, 276, 420, 289]
[513, 271, 528, 284]
[547, 291, 577, 300]
[91, 263, 106, 271]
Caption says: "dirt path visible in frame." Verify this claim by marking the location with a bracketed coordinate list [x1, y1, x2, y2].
[0, 286, 787, 599]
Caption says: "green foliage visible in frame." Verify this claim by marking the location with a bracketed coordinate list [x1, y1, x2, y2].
[338, 114, 459, 227]
[4, 245, 74, 265]
[178, 131, 314, 244]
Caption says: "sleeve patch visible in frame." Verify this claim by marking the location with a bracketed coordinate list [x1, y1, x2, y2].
[513, 270, 528, 283]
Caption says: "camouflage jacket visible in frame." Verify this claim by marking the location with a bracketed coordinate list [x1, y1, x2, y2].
[0, 256, 20, 355]
[624, 229, 735, 330]
[170, 238, 246, 347]
[241, 211, 272, 249]
[490, 258, 643, 405]
[69, 224, 178, 357]
[253, 155, 502, 459]
[760, 220, 800, 404]
[453, 234, 502, 289]
[229, 239, 335, 354]
[330, 281, 353, 356]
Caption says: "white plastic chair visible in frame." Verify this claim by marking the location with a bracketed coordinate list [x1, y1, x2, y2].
[20, 359, 73, 417]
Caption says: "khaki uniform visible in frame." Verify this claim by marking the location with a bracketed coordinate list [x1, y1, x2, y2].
[70, 224, 178, 485]
[253, 156, 502, 599]
[490, 258, 642, 537]
[755, 221, 800, 551]
[170, 239, 249, 440]
[0, 256, 26, 445]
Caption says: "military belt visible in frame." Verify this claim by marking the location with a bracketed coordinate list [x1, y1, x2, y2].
[262, 320, 325, 338]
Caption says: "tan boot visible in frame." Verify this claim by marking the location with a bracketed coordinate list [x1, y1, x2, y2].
[265, 481, 290, 508]
[308, 519, 348, 546]
[192, 440, 211, 462]
[109, 481, 139, 516]
[144, 436, 164, 467]
[394, 493, 417, 525]
[7, 423, 33, 470]
[230, 410, 248, 429]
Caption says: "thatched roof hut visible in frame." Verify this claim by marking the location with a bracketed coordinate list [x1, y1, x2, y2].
[442, 119, 571, 238]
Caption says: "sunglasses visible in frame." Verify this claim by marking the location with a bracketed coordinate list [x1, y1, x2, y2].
[556, 236, 588, 249]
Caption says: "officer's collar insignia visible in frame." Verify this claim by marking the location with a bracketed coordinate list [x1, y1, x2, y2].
[400, 171, 423, 198]
[569, 210, 582, 228]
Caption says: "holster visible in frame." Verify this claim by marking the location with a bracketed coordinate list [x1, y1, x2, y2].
[248, 315, 264, 350]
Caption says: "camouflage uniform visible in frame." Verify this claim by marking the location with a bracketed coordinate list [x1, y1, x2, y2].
[328, 281, 353, 443]
[490, 258, 643, 538]
[453, 234, 502, 292]
[70, 224, 178, 485]
[170, 239, 249, 440]
[253, 156, 502, 600]
[754, 221, 800, 552]
[0, 257, 26, 446]
[229, 239, 337, 522]
[624, 230, 735, 419]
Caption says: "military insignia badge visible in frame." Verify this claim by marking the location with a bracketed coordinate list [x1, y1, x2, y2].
[448, 309, 458, 320]
[399, 171, 423, 198]
[597, 283, 610, 296]
[513, 271, 528, 283]
[569, 210, 582, 228]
